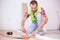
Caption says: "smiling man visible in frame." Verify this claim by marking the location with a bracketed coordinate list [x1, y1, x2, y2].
[21, 0, 48, 36]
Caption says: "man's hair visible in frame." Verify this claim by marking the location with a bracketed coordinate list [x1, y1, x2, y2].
[30, 0, 38, 6]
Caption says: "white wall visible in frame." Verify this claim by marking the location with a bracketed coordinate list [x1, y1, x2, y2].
[0, 1, 1, 27]
[0, 0, 60, 30]
[0, 0, 22, 30]
[36, 0, 60, 30]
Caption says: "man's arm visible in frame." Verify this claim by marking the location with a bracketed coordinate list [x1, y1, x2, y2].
[31, 8, 47, 35]
[21, 17, 26, 33]
[21, 17, 25, 28]
[32, 16, 47, 34]
[21, 12, 29, 32]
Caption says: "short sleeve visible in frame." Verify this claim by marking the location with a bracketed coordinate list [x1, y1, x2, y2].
[24, 12, 29, 20]
[41, 8, 46, 17]
[41, 8, 48, 23]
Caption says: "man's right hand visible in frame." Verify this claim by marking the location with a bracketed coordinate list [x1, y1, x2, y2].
[22, 27, 28, 36]
[22, 27, 27, 33]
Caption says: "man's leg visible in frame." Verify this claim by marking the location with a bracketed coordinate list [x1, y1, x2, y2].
[24, 17, 37, 34]
[36, 13, 44, 35]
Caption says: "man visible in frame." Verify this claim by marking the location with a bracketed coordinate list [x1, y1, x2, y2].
[21, 0, 48, 36]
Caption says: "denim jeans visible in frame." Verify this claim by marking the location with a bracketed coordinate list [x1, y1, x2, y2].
[24, 13, 44, 34]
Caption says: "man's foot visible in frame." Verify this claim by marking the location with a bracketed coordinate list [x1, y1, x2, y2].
[39, 32, 45, 35]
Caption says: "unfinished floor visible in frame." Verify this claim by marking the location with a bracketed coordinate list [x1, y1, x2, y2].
[0, 30, 60, 40]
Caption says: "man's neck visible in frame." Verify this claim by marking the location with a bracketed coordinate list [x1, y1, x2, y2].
[32, 10, 37, 14]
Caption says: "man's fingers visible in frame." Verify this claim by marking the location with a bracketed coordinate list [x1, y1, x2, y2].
[22, 27, 29, 37]
[22, 28, 25, 32]
[30, 34, 35, 38]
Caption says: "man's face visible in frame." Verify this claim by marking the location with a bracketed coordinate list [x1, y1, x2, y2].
[30, 4, 37, 13]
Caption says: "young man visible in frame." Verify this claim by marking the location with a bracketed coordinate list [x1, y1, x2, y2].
[21, 0, 48, 36]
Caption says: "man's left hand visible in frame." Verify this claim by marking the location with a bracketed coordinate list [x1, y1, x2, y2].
[30, 30, 38, 37]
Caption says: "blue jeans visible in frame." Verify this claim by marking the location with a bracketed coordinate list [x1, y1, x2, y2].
[24, 13, 44, 34]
